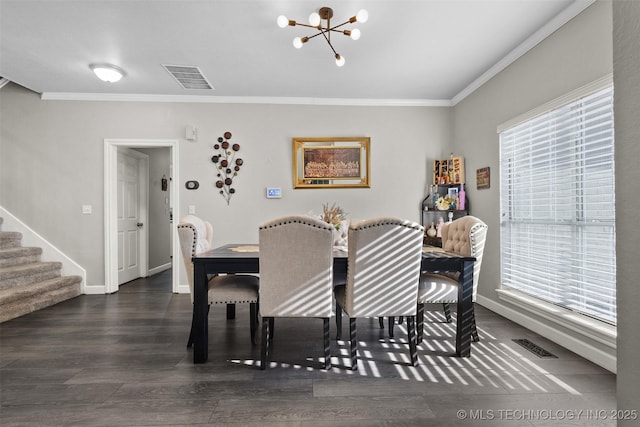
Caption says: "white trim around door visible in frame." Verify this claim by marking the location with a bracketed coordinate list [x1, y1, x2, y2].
[104, 139, 180, 294]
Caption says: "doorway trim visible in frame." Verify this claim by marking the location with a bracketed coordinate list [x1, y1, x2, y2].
[104, 139, 180, 294]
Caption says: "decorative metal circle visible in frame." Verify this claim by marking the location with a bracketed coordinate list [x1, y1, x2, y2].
[215, 181, 223, 188]
[232, 143, 240, 151]
[235, 158, 243, 166]
[224, 131, 232, 139]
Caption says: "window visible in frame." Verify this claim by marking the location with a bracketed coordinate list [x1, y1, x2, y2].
[499, 84, 616, 325]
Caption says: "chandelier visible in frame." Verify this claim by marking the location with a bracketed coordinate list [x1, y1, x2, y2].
[277, 7, 368, 67]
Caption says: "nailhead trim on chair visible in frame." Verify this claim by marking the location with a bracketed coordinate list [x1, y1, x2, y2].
[177, 223, 199, 256]
[259, 215, 334, 231]
[351, 217, 423, 231]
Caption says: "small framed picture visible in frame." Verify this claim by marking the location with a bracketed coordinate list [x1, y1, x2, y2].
[447, 187, 458, 199]
[477, 167, 490, 189]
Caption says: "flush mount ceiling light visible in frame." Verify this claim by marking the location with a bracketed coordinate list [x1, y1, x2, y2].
[89, 63, 125, 83]
[277, 6, 368, 67]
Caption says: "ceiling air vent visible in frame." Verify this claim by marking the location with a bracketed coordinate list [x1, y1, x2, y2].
[162, 65, 213, 90]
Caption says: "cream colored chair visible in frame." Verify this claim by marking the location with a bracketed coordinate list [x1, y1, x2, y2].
[177, 215, 259, 347]
[417, 215, 488, 344]
[258, 215, 334, 370]
[334, 217, 424, 369]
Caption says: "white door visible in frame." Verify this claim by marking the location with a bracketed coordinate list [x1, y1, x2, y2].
[117, 150, 143, 284]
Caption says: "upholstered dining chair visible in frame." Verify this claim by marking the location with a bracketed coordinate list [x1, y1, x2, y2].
[334, 217, 424, 370]
[177, 215, 259, 347]
[258, 215, 334, 370]
[417, 215, 488, 344]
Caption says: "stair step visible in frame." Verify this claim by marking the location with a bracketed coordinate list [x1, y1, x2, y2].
[0, 275, 82, 323]
[0, 231, 22, 249]
[0, 247, 43, 268]
[0, 262, 62, 290]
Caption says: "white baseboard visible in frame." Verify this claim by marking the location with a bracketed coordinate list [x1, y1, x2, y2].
[1, 206, 88, 293]
[476, 294, 616, 373]
[148, 263, 172, 276]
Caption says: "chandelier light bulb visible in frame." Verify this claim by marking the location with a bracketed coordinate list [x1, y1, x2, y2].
[309, 12, 321, 27]
[277, 15, 289, 28]
[279, 7, 366, 66]
[356, 9, 369, 23]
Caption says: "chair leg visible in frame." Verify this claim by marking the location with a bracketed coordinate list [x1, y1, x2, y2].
[227, 303, 236, 319]
[323, 318, 331, 370]
[416, 303, 425, 345]
[349, 318, 358, 370]
[260, 317, 271, 370]
[335, 304, 343, 340]
[388, 316, 395, 338]
[378, 317, 384, 329]
[407, 315, 418, 367]
[443, 303, 452, 323]
[249, 302, 257, 345]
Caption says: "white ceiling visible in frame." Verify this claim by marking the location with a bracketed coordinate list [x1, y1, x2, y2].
[0, 0, 593, 105]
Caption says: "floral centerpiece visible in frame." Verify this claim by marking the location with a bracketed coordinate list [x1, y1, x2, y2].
[320, 203, 349, 247]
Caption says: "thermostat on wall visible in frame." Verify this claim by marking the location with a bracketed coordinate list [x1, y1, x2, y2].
[266, 187, 282, 199]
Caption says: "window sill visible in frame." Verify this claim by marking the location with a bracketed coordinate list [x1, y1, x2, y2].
[495, 288, 616, 350]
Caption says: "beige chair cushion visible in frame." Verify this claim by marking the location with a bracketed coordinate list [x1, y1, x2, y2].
[419, 215, 488, 303]
[208, 274, 259, 304]
[339, 217, 424, 317]
[418, 273, 459, 303]
[258, 215, 334, 318]
[177, 215, 258, 304]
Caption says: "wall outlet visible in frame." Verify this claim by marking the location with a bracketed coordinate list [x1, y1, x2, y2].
[188, 205, 196, 214]
[82, 205, 92, 214]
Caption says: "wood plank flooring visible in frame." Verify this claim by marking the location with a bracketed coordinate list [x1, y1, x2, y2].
[1, 270, 616, 426]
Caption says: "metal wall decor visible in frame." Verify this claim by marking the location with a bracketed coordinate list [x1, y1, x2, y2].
[211, 131, 243, 204]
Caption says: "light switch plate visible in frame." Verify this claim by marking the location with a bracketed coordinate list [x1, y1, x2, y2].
[82, 205, 92, 214]
[266, 188, 282, 199]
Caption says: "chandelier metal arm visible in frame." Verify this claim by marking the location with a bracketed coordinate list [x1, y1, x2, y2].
[279, 7, 367, 66]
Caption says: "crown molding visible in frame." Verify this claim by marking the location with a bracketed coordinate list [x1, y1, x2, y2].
[451, 0, 597, 106]
[40, 92, 452, 107]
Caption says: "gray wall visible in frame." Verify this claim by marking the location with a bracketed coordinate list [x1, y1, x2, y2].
[451, 0, 613, 356]
[612, 0, 640, 420]
[0, 87, 451, 286]
[136, 147, 172, 272]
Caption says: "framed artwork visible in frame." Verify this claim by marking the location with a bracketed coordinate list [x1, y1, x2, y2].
[476, 167, 490, 189]
[292, 137, 370, 188]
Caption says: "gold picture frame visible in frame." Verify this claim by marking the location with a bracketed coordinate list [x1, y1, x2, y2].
[292, 137, 370, 189]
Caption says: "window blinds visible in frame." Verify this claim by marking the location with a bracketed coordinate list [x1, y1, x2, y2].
[499, 86, 616, 324]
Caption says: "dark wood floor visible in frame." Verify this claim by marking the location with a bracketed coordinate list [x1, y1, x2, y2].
[1, 270, 616, 426]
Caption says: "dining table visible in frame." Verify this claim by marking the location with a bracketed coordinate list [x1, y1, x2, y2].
[191, 244, 475, 364]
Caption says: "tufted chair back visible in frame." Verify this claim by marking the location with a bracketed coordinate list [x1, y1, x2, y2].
[177, 215, 213, 302]
[259, 215, 334, 318]
[440, 216, 488, 301]
[343, 217, 425, 317]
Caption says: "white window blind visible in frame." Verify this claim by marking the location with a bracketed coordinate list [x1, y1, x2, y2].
[499, 85, 616, 325]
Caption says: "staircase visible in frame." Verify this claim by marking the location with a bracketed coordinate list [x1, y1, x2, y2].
[0, 217, 82, 322]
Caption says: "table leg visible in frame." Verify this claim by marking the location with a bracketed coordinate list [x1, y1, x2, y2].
[193, 263, 209, 363]
[455, 259, 474, 357]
